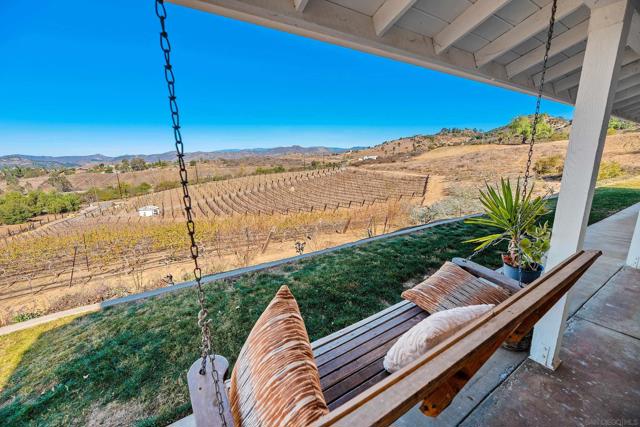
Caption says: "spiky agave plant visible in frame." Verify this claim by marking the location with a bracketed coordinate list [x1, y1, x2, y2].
[464, 178, 550, 270]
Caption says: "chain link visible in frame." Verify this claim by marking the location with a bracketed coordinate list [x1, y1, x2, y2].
[154, 1, 228, 424]
[467, 0, 557, 266]
[522, 0, 557, 194]
[515, 0, 558, 285]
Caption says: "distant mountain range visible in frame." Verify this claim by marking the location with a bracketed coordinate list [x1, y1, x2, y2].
[0, 146, 353, 168]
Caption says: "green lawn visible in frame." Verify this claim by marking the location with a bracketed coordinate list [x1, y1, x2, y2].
[2, 186, 639, 427]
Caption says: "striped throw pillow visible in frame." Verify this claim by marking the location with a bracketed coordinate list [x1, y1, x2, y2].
[402, 262, 510, 313]
[229, 285, 329, 427]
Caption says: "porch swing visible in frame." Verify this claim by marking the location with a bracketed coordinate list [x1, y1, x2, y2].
[152, 1, 601, 426]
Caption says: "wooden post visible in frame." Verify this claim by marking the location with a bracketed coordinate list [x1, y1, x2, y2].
[530, 0, 634, 371]
[262, 228, 274, 254]
[83, 234, 90, 271]
[69, 246, 78, 287]
[342, 217, 351, 234]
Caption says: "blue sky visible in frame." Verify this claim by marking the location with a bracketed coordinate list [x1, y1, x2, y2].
[0, 0, 573, 157]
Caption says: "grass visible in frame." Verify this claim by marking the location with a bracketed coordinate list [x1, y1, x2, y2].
[1, 185, 639, 426]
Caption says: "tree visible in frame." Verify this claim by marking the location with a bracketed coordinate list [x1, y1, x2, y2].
[509, 116, 532, 139]
[189, 160, 197, 167]
[0, 192, 34, 224]
[130, 158, 147, 171]
[117, 159, 131, 172]
[47, 173, 74, 192]
[509, 115, 553, 141]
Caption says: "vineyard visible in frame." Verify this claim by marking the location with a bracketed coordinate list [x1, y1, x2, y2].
[0, 168, 429, 324]
[94, 167, 429, 219]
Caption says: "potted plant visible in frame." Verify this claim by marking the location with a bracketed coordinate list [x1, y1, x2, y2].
[465, 178, 551, 285]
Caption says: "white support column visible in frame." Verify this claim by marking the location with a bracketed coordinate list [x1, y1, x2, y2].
[627, 211, 640, 268]
[529, 0, 634, 370]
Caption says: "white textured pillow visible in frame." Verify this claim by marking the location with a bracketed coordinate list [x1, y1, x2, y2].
[383, 304, 494, 373]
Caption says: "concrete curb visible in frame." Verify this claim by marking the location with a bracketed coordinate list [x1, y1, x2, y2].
[0, 213, 481, 336]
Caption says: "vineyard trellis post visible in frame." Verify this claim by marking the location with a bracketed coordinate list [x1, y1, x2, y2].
[69, 245, 78, 288]
[83, 234, 90, 271]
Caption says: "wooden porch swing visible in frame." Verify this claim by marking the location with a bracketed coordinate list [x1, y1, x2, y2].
[151, 0, 602, 425]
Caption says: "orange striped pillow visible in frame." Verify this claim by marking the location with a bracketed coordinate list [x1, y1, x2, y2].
[229, 285, 329, 427]
[402, 262, 510, 313]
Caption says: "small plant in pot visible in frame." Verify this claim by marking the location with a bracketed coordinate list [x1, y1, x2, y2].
[465, 178, 551, 285]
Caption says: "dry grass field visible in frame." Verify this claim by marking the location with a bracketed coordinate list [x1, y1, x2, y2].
[360, 131, 640, 202]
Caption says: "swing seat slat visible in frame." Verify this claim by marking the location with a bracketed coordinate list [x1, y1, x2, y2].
[311, 257, 520, 410]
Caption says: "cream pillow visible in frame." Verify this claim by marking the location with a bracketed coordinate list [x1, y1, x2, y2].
[383, 304, 494, 373]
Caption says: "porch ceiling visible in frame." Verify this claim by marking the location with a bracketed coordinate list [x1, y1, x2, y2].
[171, 0, 640, 123]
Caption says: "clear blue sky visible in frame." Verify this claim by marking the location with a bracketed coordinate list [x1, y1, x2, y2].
[0, 0, 573, 157]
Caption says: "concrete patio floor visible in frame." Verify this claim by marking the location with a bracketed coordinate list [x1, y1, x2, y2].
[398, 202, 640, 427]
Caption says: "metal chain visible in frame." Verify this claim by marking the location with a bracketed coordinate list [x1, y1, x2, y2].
[154, 1, 228, 425]
[522, 0, 558, 194]
[468, 0, 557, 265]
[515, 0, 558, 285]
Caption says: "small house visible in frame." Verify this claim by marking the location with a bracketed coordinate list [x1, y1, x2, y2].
[137, 205, 160, 217]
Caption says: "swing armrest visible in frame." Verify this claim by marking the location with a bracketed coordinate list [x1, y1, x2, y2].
[188, 356, 235, 427]
[452, 257, 522, 294]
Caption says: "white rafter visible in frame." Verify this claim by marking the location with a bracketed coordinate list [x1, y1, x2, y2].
[532, 51, 585, 86]
[474, 0, 583, 67]
[293, 0, 309, 12]
[434, 0, 512, 55]
[373, 0, 418, 37]
[554, 71, 581, 92]
[615, 84, 640, 103]
[628, 12, 640, 54]
[616, 74, 640, 92]
[506, 20, 588, 78]
[614, 93, 640, 109]
[543, 50, 640, 90]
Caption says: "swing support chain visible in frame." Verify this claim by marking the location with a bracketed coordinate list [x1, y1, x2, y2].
[516, 0, 558, 286]
[468, 0, 558, 270]
[154, 1, 228, 425]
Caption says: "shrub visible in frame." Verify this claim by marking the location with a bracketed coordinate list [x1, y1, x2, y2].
[598, 161, 625, 180]
[155, 180, 181, 191]
[533, 154, 564, 176]
[255, 165, 286, 175]
[608, 117, 635, 131]
[549, 132, 569, 141]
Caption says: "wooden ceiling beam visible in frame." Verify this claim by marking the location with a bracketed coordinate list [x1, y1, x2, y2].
[616, 73, 640, 92]
[506, 20, 588, 78]
[614, 93, 640, 109]
[532, 51, 585, 85]
[434, 0, 512, 55]
[627, 11, 640, 54]
[542, 49, 639, 90]
[615, 84, 640, 102]
[373, 0, 418, 37]
[474, 0, 583, 67]
[294, 0, 310, 12]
